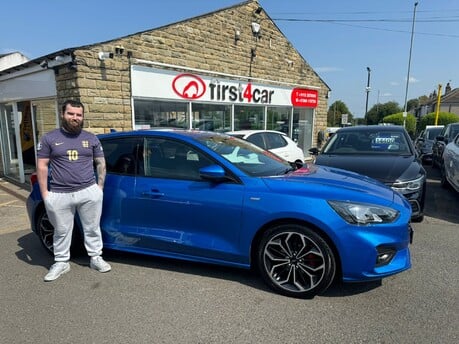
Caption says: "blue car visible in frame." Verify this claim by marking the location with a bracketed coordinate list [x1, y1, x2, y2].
[27, 129, 413, 298]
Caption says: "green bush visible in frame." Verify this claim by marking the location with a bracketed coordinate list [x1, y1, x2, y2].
[382, 113, 417, 138]
[418, 112, 459, 130]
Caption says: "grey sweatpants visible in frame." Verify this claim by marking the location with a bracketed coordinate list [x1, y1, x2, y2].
[44, 184, 104, 261]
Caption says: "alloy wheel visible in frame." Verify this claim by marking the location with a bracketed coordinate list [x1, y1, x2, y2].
[258, 225, 335, 298]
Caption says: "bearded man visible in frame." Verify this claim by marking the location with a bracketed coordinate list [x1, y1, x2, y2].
[36, 99, 111, 281]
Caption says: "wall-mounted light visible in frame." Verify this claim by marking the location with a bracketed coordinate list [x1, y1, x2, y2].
[251, 22, 261, 37]
[98, 51, 114, 61]
[115, 46, 125, 55]
[285, 59, 293, 68]
[39, 60, 48, 68]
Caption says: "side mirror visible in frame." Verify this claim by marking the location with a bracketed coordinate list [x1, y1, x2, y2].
[199, 165, 230, 182]
[436, 135, 445, 142]
[308, 147, 319, 156]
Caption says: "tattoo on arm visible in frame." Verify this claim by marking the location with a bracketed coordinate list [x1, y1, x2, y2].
[94, 157, 106, 187]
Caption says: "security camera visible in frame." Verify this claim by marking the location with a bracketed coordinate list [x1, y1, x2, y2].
[98, 52, 114, 61]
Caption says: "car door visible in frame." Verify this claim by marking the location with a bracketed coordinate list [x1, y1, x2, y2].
[449, 135, 459, 189]
[99, 136, 145, 242]
[126, 136, 247, 263]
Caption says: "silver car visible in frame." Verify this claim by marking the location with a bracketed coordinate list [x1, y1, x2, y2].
[441, 133, 459, 193]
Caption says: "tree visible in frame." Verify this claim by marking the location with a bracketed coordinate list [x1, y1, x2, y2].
[383, 113, 417, 138]
[327, 100, 353, 127]
[366, 101, 402, 125]
[406, 98, 419, 112]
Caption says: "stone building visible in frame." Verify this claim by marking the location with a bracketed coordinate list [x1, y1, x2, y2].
[0, 0, 330, 184]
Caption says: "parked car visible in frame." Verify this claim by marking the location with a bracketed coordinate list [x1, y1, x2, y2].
[27, 129, 413, 299]
[432, 122, 459, 169]
[226, 130, 304, 164]
[441, 133, 459, 193]
[309, 125, 426, 222]
[414, 125, 444, 164]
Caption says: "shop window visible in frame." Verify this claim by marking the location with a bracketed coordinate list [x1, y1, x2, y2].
[133, 99, 189, 129]
[267, 106, 291, 135]
[191, 103, 231, 132]
[234, 105, 264, 131]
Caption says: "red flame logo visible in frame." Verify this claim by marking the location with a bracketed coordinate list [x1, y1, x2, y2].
[172, 74, 206, 99]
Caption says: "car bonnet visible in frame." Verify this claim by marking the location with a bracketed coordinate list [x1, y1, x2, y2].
[264, 164, 397, 206]
[314, 154, 418, 184]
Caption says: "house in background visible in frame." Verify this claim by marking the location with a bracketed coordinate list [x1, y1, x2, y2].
[417, 82, 459, 117]
[0, 0, 330, 185]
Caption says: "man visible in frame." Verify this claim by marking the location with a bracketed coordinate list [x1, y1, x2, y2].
[37, 99, 111, 281]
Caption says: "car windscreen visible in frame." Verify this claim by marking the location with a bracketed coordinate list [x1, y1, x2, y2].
[323, 130, 412, 155]
[427, 128, 443, 140]
[195, 135, 293, 176]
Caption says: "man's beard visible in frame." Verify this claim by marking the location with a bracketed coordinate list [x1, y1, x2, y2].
[62, 117, 84, 134]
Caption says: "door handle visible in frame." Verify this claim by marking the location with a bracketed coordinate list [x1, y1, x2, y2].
[141, 190, 164, 198]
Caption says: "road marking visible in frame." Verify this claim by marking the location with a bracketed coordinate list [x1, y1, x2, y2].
[0, 200, 19, 207]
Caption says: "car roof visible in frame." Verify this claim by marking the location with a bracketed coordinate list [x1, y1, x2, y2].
[336, 125, 406, 133]
[98, 128, 229, 141]
[226, 130, 287, 136]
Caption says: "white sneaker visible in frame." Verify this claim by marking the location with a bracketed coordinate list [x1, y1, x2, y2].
[44, 262, 70, 282]
[90, 256, 111, 273]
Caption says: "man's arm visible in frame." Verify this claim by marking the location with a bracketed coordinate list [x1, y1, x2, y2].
[36, 158, 50, 199]
[94, 157, 106, 189]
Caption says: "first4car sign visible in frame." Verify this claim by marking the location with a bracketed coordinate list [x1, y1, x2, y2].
[132, 66, 319, 108]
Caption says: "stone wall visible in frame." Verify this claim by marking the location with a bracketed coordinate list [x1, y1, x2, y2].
[55, 0, 329, 141]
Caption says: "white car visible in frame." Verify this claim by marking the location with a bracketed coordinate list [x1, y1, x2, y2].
[226, 130, 304, 163]
[441, 133, 459, 193]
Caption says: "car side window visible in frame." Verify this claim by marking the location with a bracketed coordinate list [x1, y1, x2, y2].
[142, 137, 214, 181]
[265, 133, 287, 150]
[101, 137, 143, 176]
[247, 133, 266, 149]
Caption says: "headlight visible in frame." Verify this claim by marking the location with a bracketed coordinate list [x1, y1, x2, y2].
[328, 201, 400, 225]
[392, 175, 424, 194]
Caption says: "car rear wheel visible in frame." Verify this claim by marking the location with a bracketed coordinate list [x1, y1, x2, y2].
[36, 208, 54, 255]
[257, 224, 336, 298]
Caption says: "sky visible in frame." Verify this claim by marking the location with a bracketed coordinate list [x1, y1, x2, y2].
[1, 0, 458, 118]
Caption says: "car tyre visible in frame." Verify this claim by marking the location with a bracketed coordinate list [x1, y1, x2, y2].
[257, 224, 336, 299]
[36, 208, 54, 255]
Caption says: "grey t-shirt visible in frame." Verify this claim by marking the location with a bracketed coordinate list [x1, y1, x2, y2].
[37, 128, 104, 192]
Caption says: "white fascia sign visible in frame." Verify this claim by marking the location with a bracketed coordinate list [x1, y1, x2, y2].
[131, 65, 318, 108]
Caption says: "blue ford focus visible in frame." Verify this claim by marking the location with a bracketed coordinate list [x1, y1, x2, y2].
[27, 130, 413, 298]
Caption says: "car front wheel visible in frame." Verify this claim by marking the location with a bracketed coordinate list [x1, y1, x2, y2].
[257, 224, 336, 298]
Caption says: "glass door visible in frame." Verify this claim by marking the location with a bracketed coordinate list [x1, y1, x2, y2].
[293, 108, 314, 159]
[0, 103, 23, 182]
